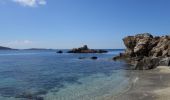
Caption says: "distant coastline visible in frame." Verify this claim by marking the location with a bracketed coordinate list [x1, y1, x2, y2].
[0, 46, 16, 50]
[0, 46, 124, 51]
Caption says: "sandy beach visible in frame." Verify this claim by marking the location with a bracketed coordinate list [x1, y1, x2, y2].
[106, 66, 170, 100]
[153, 66, 170, 100]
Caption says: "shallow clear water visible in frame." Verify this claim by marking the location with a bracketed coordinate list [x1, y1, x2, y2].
[0, 49, 131, 100]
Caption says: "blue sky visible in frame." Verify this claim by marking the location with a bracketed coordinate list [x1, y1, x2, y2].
[0, 0, 170, 49]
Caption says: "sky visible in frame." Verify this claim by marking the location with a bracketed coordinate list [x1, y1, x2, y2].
[0, 0, 170, 49]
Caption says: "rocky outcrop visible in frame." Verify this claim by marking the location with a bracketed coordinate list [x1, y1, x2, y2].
[114, 33, 170, 70]
[68, 45, 108, 53]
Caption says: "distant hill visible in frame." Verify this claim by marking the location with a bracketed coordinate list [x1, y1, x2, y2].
[0, 46, 55, 50]
[0, 46, 14, 50]
[25, 48, 55, 50]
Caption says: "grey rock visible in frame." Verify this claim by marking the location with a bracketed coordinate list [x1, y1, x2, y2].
[135, 57, 160, 70]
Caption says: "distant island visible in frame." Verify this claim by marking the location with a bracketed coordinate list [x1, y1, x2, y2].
[67, 45, 108, 53]
[24, 48, 55, 50]
[0, 46, 57, 51]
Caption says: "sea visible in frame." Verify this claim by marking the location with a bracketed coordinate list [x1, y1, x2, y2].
[0, 49, 134, 100]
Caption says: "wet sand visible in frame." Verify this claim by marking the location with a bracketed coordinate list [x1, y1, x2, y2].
[108, 66, 170, 100]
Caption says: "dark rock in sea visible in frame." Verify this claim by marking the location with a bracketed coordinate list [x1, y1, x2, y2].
[91, 56, 98, 60]
[68, 45, 108, 53]
[114, 33, 170, 70]
[57, 50, 63, 53]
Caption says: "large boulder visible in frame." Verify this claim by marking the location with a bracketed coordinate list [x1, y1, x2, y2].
[135, 57, 170, 70]
[114, 33, 170, 70]
[123, 33, 170, 58]
[123, 33, 154, 57]
[135, 57, 160, 70]
[159, 57, 170, 66]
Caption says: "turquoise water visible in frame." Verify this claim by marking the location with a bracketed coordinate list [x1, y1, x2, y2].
[0, 50, 131, 100]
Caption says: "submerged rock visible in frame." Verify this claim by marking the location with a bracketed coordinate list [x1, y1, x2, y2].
[78, 57, 86, 59]
[68, 45, 108, 53]
[91, 56, 98, 60]
[114, 33, 170, 70]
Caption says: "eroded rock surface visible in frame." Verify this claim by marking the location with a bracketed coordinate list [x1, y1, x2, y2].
[114, 33, 170, 70]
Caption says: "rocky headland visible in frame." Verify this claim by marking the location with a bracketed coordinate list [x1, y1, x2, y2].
[68, 45, 108, 53]
[113, 33, 170, 70]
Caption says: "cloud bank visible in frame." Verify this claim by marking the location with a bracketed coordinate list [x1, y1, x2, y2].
[12, 0, 46, 7]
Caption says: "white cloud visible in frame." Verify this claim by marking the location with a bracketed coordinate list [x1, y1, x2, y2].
[12, 0, 46, 7]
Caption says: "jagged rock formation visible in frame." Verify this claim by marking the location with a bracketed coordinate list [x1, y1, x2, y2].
[113, 33, 170, 70]
[68, 45, 108, 53]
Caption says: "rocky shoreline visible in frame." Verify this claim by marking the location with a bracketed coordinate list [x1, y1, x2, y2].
[113, 33, 170, 70]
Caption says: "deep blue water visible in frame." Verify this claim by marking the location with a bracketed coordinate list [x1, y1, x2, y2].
[0, 49, 130, 100]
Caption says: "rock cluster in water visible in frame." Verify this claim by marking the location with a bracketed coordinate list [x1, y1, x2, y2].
[68, 45, 108, 53]
[113, 33, 170, 70]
